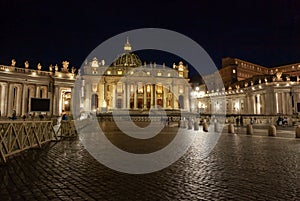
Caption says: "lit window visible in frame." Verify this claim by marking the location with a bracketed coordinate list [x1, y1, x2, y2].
[179, 72, 183, 77]
[147, 72, 150, 75]
[107, 70, 111, 75]
[233, 69, 236, 73]
[156, 84, 162, 93]
[118, 70, 122, 75]
[146, 85, 151, 93]
[167, 73, 171, 77]
[138, 82, 143, 93]
[157, 72, 162, 76]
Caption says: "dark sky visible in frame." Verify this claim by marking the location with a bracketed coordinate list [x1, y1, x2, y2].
[0, 0, 299, 70]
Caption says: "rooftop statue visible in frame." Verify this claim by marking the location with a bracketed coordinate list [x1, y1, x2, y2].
[11, 59, 16, 67]
[24, 61, 29, 68]
[55, 64, 58, 72]
[71, 66, 76, 74]
[276, 72, 282, 81]
[49, 64, 53, 72]
[37, 63, 42, 70]
[62, 61, 69, 72]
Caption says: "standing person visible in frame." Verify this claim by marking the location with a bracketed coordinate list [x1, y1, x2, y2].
[62, 114, 69, 121]
[236, 116, 239, 126]
[240, 116, 244, 127]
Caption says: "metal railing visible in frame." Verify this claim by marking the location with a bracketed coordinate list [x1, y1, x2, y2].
[0, 119, 90, 163]
[0, 121, 58, 163]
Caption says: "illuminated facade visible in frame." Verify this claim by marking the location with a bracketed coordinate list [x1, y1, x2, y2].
[0, 61, 75, 117]
[0, 39, 191, 118]
[195, 58, 300, 116]
[77, 39, 191, 113]
[1, 42, 299, 118]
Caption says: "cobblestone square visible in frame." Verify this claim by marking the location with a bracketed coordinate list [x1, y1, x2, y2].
[0, 122, 299, 200]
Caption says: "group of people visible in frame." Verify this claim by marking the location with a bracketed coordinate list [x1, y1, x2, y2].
[235, 116, 259, 126]
[276, 116, 288, 126]
[235, 116, 244, 126]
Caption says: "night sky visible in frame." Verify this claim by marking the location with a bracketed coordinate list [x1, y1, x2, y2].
[0, 0, 299, 72]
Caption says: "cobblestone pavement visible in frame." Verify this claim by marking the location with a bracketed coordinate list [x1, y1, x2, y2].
[0, 122, 300, 201]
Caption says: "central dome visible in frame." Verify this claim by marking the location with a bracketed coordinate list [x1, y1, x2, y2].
[110, 38, 142, 67]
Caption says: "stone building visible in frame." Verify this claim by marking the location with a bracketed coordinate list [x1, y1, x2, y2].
[195, 58, 300, 116]
[0, 60, 75, 117]
[77, 39, 191, 114]
[0, 39, 191, 118]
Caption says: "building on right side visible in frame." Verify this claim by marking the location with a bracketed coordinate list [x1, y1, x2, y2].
[193, 57, 300, 117]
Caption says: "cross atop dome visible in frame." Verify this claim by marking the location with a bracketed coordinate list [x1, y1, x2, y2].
[124, 37, 132, 52]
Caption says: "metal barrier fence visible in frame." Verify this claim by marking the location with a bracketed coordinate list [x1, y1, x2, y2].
[0, 119, 90, 163]
[0, 121, 58, 163]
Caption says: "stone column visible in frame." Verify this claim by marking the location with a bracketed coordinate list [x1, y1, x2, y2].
[21, 84, 27, 115]
[127, 83, 130, 109]
[99, 81, 105, 108]
[260, 93, 265, 114]
[154, 84, 157, 108]
[244, 95, 248, 114]
[123, 83, 127, 109]
[252, 95, 256, 114]
[173, 84, 178, 109]
[112, 83, 116, 109]
[163, 86, 167, 109]
[185, 86, 190, 111]
[53, 86, 60, 116]
[1, 83, 8, 116]
[256, 94, 260, 114]
[36, 86, 40, 98]
[134, 85, 137, 109]
[275, 92, 279, 114]
[143, 85, 147, 109]
[7, 83, 14, 116]
[85, 83, 91, 112]
[13, 85, 21, 116]
[150, 84, 154, 108]
[287, 92, 292, 115]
